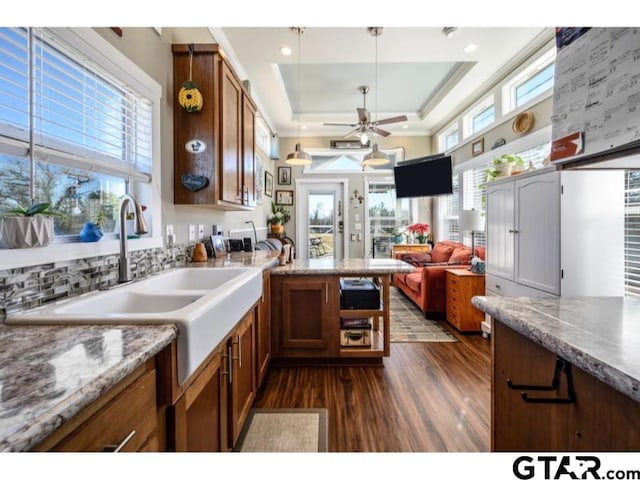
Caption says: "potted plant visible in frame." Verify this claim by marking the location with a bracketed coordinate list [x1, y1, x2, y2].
[0, 202, 61, 248]
[391, 227, 405, 244]
[406, 223, 430, 244]
[267, 201, 290, 234]
[485, 154, 525, 180]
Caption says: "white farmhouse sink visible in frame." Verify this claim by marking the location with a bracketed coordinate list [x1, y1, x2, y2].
[7, 267, 262, 385]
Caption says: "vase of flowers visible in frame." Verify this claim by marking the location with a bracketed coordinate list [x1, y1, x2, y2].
[391, 227, 404, 244]
[407, 223, 430, 244]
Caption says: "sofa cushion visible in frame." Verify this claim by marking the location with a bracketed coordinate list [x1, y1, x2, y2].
[450, 246, 472, 264]
[400, 252, 432, 266]
[431, 243, 455, 263]
[476, 246, 486, 260]
[405, 272, 423, 293]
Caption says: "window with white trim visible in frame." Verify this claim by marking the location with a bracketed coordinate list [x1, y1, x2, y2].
[461, 167, 486, 247]
[255, 116, 271, 156]
[438, 123, 460, 151]
[463, 95, 495, 138]
[502, 47, 556, 114]
[437, 172, 459, 242]
[625, 170, 640, 296]
[0, 27, 157, 246]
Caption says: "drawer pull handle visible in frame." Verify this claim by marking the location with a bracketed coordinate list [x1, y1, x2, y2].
[507, 357, 576, 405]
[495, 284, 501, 289]
[104, 430, 136, 452]
[232, 334, 242, 367]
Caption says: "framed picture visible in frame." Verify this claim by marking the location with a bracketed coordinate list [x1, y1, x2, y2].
[265, 171, 273, 197]
[278, 166, 291, 185]
[472, 138, 484, 157]
[210, 234, 226, 258]
[275, 190, 293, 206]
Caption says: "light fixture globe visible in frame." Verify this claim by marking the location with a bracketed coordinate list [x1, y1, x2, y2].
[286, 142, 312, 165]
[362, 143, 389, 167]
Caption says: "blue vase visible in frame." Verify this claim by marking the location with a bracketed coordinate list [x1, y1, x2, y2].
[79, 222, 103, 242]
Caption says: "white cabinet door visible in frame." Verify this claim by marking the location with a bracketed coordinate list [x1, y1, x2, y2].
[486, 182, 515, 280]
[514, 171, 560, 294]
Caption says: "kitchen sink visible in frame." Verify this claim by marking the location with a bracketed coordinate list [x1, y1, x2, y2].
[7, 267, 263, 385]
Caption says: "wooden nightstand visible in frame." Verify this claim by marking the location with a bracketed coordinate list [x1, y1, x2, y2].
[445, 269, 485, 332]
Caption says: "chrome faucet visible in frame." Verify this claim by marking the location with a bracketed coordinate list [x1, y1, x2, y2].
[118, 194, 148, 283]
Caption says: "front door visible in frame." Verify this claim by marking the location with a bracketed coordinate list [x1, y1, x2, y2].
[296, 181, 345, 260]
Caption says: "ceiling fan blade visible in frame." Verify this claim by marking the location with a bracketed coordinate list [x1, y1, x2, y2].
[371, 127, 391, 137]
[357, 108, 369, 123]
[323, 122, 359, 127]
[342, 127, 362, 138]
[374, 115, 408, 126]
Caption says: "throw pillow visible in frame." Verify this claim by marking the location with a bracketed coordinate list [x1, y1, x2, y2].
[430, 243, 455, 263]
[449, 246, 473, 264]
[475, 246, 486, 260]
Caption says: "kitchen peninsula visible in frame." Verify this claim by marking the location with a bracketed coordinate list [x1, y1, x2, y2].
[270, 258, 414, 364]
[472, 295, 640, 451]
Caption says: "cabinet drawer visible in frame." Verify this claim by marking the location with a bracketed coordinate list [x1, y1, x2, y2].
[50, 369, 157, 452]
[486, 274, 556, 298]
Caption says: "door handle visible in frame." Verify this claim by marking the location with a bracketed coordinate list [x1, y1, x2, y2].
[104, 430, 136, 452]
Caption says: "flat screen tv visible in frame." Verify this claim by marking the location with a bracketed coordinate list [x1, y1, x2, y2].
[393, 154, 453, 198]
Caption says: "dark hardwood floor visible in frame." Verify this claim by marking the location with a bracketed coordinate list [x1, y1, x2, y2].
[253, 321, 491, 452]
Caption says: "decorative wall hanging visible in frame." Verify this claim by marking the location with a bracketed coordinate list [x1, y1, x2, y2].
[512, 111, 534, 134]
[178, 44, 203, 112]
[185, 139, 206, 154]
[181, 173, 209, 192]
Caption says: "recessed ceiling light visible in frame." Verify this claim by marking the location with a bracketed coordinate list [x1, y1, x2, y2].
[464, 43, 478, 53]
[280, 46, 292, 56]
[301, 125, 307, 130]
[402, 124, 409, 129]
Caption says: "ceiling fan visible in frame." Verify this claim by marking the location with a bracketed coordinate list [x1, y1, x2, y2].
[323, 85, 408, 143]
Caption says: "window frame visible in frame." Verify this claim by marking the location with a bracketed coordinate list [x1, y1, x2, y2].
[438, 122, 460, 152]
[0, 28, 162, 270]
[463, 94, 495, 139]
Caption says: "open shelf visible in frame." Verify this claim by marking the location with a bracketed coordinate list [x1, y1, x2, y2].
[339, 308, 383, 318]
[339, 330, 384, 358]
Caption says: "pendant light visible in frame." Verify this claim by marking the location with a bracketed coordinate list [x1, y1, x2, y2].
[362, 26, 390, 167]
[286, 27, 312, 165]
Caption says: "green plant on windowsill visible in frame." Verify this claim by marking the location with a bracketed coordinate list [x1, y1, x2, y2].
[0, 201, 62, 248]
[484, 154, 525, 182]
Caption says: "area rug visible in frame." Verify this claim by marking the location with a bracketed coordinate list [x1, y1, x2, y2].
[389, 288, 458, 343]
[234, 408, 328, 452]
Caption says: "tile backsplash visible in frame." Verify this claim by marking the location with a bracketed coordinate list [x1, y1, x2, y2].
[0, 244, 190, 320]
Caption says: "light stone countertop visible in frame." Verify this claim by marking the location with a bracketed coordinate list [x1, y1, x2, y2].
[186, 249, 280, 270]
[472, 295, 640, 403]
[0, 323, 177, 452]
[270, 258, 415, 275]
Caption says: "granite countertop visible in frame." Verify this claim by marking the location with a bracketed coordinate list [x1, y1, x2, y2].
[0, 323, 176, 452]
[271, 258, 415, 275]
[472, 295, 640, 403]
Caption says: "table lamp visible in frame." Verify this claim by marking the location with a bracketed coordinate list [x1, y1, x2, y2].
[460, 209, 485, 264]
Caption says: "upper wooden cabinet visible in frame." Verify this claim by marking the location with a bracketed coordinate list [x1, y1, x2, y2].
[172, 44, 257, 210]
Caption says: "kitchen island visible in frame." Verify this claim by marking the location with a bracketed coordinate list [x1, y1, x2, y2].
[472, 295, 640, 451]
[270, 258, 414, 364]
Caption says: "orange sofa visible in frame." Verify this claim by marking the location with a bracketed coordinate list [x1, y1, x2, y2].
[393, 241, 486, 315]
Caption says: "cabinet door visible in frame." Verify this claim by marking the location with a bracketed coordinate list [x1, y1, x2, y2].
[515, 171, 560, 294]
[230, 310, 256, 447]
[173, 347, 228, 452]
[277, 276, 338, 356]
[486, 183, 515, 280]
[256, 271, 271, 387]
[219, 60, 243, 205]
[242, 96, 257, 207]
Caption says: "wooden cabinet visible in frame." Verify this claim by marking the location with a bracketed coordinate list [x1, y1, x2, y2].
[493, 320, 640, 451]
[165, 308, 256, 452]
[256, 270, 271, 387]
[486, 169, 560, 295]
[270, 273, 391, 362]
[445, 269, 485, 332]
[271, 275, 340, 358]
[229, 310, 257, 446]
[391, 243, 431, 258]
[172, 44, 256, 210]
[35, 360, 159, 452]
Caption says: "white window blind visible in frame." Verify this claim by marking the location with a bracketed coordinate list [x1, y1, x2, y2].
[0, 27, 152, 182]
[625, 170, 640, 296]
[516, 142, 550, 169]
[438, 172, 460, 242]
[461, 166, 487, 247]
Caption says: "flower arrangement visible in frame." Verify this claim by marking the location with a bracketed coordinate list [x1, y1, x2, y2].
[407, 223, 430, 243]
[267, 201, 291, 226]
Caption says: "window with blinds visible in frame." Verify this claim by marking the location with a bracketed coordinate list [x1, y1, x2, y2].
[625, 170, 640, 296]
[438, 172, 460, 242]
[0, 27, 154, 239]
